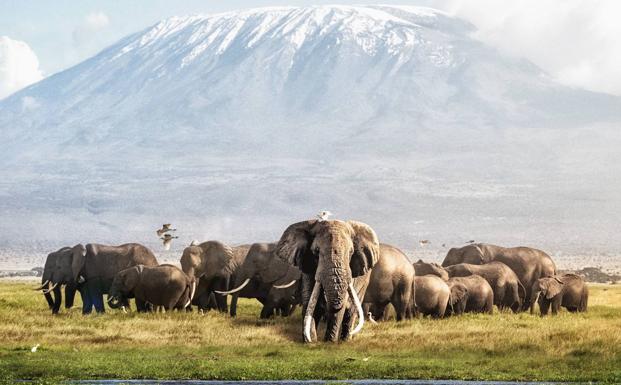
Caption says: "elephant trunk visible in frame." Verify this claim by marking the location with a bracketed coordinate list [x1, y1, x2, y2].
[320, 266, 348, 313]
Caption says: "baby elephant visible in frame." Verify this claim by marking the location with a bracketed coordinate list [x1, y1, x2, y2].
[413, 275, 450, 318]
[109, 264, 196, 312]
[533, 274, 588, 315]
[447, 275, 494, 315]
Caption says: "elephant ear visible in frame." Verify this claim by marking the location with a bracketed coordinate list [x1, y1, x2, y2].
[539, 277, 564, 299]
[71, 244, 87, 282]
[347, 220, 380, 277]
[275, 220, 317, 274]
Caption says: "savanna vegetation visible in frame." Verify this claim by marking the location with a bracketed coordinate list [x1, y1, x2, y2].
[0, 280, 620, 383]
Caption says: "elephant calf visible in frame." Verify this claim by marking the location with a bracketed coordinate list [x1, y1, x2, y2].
[447, 275, 494, 315]
[444, 262, 524, 312]
[109, 264, 196, 311]
[413, 275, 450, 318]
[533, 274, 588, 315]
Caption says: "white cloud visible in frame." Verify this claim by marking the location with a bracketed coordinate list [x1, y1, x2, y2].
[439, 0, 621, 95]
[0, 36, 43, 100]
[73, 11, 111, 50]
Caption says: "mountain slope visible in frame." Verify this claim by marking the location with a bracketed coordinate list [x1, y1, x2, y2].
[1, 5, 620, 263]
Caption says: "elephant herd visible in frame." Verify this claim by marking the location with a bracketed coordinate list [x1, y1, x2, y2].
[35, 219, 589, 343]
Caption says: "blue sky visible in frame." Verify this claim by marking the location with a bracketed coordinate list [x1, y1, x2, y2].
[1, 0, 620, 97]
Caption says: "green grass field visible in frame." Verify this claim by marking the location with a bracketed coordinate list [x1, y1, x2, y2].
[0, 281, 620, 383]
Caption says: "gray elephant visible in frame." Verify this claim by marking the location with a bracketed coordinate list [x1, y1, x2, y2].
[71, 243, 159, 314]
[446, 275, 494, 314]
[413, 275, 450, 318]
[35, 246, 84, 314]
[414, 260, 449, 281]
[444, 262, 525, 312]
[276, 219, 380, 343]
[533, 274, 588, 315]
[363, 244, 415, 321]
[214, 242, 301, 318]
[446, 281, 469, 315]
[180, 241, 251, 313]
[108, 264, 196, 311]
[442, 243, 556, 312]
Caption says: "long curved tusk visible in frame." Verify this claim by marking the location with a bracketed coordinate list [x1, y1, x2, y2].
[43, 282, 58, 294]
[34, 280, 50, 290]
[184, 281, 196, 308]
[273, 279, 297, 289]
[214, 278, 250, 295]
[348, 282, 365, 336]
[189, 280, 196, 301]
[303, 281, 321, 343]
[107, 296, 115, 303]
[121, 306, 127, 314]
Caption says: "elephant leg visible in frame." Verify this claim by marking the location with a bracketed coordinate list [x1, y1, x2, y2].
[135, 298, 149, 313]
[65, 285, 77, 309]
[340, 306, 355, 341]
[539, 298, 550, 316]
[551, 297, 562, 315]
[44, 291, 54, 309]
[392, 282, 412, 321]
[230, 294, 239, 317]
[300, 273, 319, 341]
[372, 302, 388, 321]
[81, 283, 94, 314]
[260, 304, 274, 319]
[52, 285, 62, 314]
[91, 281, 105, 313]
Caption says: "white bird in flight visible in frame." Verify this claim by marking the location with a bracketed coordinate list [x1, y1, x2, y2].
[316, 210, 333, 221]
[156, 224, 177, 237]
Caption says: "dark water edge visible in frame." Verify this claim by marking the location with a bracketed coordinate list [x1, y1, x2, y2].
[68, 380, 584, 385]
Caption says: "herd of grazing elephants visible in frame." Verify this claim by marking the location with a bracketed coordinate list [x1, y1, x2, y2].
[36, 219, 589, 343]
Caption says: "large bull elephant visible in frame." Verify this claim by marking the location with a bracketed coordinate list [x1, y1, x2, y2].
[180, 241, 251, 313]
[72, 243, 159, 314]
[363, 244, 415, 322]
[35, 246, 84, 314]
[214, 242, 301, 318]
[275, 219, 380, 343]
[442, 243, 556, 311]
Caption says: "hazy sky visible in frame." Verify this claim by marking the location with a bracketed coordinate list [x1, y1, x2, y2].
[1, 0, 620, 98]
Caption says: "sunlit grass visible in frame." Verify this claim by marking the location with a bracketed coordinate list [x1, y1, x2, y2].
[0, 281, 620, 383]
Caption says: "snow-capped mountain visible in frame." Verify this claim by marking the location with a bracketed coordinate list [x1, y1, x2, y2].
[1, 5, 621, 266]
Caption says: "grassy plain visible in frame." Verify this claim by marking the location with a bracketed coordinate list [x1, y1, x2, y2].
[0, 281, 620, 383]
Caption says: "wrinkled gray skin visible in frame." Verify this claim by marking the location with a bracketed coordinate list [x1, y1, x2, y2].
[446, 275, 494, 314]
[413, 275, 450, 318]
[363, 244, 415, 321]
[414, 260, 449, 281]
[36, 246, 83, 314]
[444, 262, 525, 312]
[109, 264, 195, 311]
[533, 274, 588, 315]
[442, 243, 556, 312]
[180, 241, 251, 313]
[226, 242, 301, 319]
[276, 219, 380, 343]
[73, 243, 159, 314]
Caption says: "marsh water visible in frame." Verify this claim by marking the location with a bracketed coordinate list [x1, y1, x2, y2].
[71, 380, 577, 385]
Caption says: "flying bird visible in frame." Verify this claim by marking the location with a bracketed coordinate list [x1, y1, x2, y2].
[156, 224, 176, 237]
[466, 240, 475, 244]
[316, 210, 333, 221]
[419, 240, 430, 247]
[160, 233, 179, 250]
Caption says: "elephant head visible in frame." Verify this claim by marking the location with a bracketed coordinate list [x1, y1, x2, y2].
[276, 219, 380, 342]
[108, 265, 144, 310]
[533, 276, 564, 300]
[414, 260, 449, 281]
[180, 241, 237, 280]
[36, 245, 85, 313]
[448, 283, 468, 315]
[442, 244, 490, 267]
[70, 243, 89, 283]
